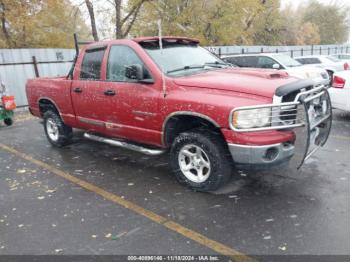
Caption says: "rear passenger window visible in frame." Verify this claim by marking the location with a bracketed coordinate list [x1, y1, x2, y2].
[228, 56, 258, 68]
[80, 48, 105, 80]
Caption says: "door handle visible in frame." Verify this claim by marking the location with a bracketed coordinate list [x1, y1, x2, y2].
[104, 90, 116, 96]
[73, 87, 82, 93]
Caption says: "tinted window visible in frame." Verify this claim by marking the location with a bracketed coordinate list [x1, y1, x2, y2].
[227, 56, 258, 68]
[107, 45, 150, 81]
[296, 58, 321, 64]
[257, 56, 277, 68]
[80, 48, 105, 80]
[340, 54, 350, 59]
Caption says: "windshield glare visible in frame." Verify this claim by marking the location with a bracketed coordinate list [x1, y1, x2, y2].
[141, 42, 226, 75]
[272, 54, 302, 67]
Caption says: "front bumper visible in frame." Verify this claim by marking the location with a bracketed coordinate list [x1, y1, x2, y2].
[228, 142, 295, 169]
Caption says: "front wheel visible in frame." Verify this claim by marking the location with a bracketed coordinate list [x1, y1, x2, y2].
[170, 130, 233, 192]
[43, 110, 72, 147]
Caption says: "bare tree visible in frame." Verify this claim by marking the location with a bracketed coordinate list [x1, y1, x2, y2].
[85, 0, 99, 41]
[114, 0, 149, 39]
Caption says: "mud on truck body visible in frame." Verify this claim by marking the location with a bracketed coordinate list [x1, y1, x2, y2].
[25, 36, 332, 192]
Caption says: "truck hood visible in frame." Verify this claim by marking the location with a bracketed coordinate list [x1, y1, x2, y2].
[172, 68, 298, 98]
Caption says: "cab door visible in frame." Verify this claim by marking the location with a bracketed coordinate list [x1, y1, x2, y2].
[71, 46, 107, 133]
[99, 45, 161, 145]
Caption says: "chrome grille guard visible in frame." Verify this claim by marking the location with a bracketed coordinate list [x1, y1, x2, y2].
[229, 85, 332, 167]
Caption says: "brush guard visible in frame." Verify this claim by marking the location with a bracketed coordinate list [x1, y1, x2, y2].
[230, 85, 332, 169]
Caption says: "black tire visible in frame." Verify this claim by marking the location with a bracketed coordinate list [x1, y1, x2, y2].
[43, 110, 72, 147]
[4, 118, 13, 126]
[170, 129, 233, 192]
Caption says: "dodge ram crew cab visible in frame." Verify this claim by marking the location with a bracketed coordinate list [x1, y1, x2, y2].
[26, 36, 332, 192]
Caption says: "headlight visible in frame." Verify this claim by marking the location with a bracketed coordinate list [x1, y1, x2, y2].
[232, 108, 271, 129]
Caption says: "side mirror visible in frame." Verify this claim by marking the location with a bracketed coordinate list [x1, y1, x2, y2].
[272, 63, 280, 69]
[125, 64, 144, 80]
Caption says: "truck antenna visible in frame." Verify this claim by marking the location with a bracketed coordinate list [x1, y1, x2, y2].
[157, 19, 167, 98]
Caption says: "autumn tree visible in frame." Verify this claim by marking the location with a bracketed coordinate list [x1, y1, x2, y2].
[296, 22, 320, 45]
[301, 1, 349, 44]
[131, 0, 273, 45]
[0, 0, 90, 48]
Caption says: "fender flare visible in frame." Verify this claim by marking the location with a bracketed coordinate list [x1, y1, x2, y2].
[161, 111, 221, 146]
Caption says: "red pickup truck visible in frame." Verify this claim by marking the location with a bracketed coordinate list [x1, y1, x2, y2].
[26, 36, 332, 191]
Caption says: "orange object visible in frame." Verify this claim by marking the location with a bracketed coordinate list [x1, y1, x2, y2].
[1, 96, 16, 110]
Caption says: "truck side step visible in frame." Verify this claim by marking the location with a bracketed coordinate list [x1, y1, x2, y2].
[84, 133, 165, 156]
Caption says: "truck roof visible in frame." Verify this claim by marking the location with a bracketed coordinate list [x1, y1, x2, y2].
[82, 36, 200, 49]
[133, 36, 200, 44]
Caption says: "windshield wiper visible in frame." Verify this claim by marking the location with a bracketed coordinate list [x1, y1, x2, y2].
[204, 61, 230, 68]
[167, 65, 205, 74]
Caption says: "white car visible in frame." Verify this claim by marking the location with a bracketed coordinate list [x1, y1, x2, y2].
[295, 55, 349, 80]
[330, 53, 350, 63]
[222, 53, 330, 86]
[328, 70, 350, 112]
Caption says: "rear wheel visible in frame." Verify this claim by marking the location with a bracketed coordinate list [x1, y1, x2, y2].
[43, 110, 72, 147]
[170, 129, 232, 192]
[4, 118, 13, 126]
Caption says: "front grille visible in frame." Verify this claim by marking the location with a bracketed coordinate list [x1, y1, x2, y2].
[282, 90, 300, 103]
[279, 105, 298, 122]
[230, 86, 327, 132]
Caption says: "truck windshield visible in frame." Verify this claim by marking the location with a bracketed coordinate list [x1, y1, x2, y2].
[271, 54, 302, 67]
[141, 42, 228, 75]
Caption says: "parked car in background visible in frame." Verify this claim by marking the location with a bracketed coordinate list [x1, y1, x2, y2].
[330, 53, 350, 62]
[222, 53, 330, 86]
[328, 70, 350, 113]
[295, 55, 349, 81]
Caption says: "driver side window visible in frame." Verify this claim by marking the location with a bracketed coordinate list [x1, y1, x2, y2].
[107, 45, 150, 82]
